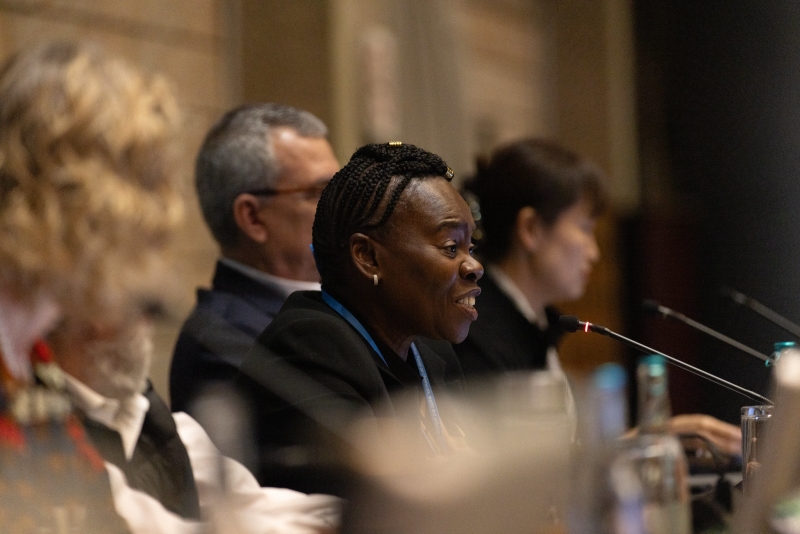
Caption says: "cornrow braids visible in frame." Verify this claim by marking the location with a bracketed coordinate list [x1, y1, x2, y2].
[313, 142, 452, 286]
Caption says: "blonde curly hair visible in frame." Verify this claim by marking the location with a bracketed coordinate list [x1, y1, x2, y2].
[0, 41, 183, 323]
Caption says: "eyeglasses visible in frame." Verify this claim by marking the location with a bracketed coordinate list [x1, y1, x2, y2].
[246, 182, 329, 201]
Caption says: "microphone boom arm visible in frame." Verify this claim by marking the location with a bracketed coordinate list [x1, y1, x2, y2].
[643, 300, 775, 365]
[722, 287, 800, 340]
[561, 316, 773, 405]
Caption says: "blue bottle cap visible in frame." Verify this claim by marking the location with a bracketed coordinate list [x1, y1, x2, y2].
[769, 341, 797, 367]
[640, 354, 666, 376]
[593, 363, 627, 390]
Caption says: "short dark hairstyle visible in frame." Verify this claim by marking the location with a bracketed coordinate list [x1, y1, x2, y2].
[312, 142, 452, 287]
[195, 103, 328, 247]
[467, 138, 608, 262]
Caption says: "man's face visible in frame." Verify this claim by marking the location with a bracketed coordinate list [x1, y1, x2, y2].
[259, 127, 339, 281]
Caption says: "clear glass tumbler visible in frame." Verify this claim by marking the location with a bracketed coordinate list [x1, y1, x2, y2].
[741, 404, 774, 494]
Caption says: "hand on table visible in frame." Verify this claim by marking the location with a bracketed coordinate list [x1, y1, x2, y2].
[665, 414, 742, 457]
[624, 413, 741, 457]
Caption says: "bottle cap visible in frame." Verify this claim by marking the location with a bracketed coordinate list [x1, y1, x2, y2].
[639, 354, 666, 375]
[593, 363, 627, 390]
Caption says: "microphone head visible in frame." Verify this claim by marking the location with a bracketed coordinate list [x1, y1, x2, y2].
[721, 286, 748, 305]
[642, 299, 662, 315]
[558, 315, 581, 333]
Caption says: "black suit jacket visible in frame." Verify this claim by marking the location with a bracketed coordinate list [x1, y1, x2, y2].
[170, 260, 286, 414]
[453, 273, 563, 378]
[235, 290, 464, 495]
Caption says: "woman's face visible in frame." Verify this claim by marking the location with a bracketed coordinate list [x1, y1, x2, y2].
[531, 199, 600, 305]
[373, 179, 483, 344]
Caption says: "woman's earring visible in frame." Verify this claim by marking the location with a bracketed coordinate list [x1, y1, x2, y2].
[373, 274, 379, 286]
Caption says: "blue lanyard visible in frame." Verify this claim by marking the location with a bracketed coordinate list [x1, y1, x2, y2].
[320, 290, 447, 453]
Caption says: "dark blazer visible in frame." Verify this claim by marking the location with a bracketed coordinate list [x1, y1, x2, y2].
[453, 273, 563, 378]
[81, 385, 200, 519]
[235, 290, 464, 495]
[170, 260, 286, 414]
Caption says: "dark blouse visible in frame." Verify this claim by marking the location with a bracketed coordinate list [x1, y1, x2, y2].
[453, 272, 563, 378]
[235, 290, 463, 495]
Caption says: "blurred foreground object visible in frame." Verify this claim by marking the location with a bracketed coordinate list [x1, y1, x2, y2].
[569, 363, 643, 534]
[630, 355, 691, 533]
[735, 346, 800, 533]
[570, 361, 691, 533]
[0, 40, 182, 532]
[343, 370, 573, 533]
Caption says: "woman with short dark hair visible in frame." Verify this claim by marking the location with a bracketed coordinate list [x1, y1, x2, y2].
[454, 137, 741, 456]
[455, 138, 606, 376]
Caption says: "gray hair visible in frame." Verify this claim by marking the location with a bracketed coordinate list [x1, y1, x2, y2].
[195, 103, 328, 247]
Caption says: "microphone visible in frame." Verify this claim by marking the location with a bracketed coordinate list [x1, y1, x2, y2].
[721, 287, 800, 340]
[642, 299, 775, 365]
[558, 315, 773, 405]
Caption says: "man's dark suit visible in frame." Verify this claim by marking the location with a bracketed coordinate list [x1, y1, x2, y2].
[453, 273, 562, 378]
[235, 290, 464, 495]
[170, 260, 286, 413]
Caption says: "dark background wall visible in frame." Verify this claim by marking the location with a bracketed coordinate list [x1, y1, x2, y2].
[633, 1, 800, 423]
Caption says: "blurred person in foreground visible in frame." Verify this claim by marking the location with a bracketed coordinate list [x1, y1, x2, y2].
[49, 314, 341, 533]
[0, 40, 340, 533]
[236, 142, 479, 494]
[454, 138, 741, 456]
[170, 103, 339, 415]
[0, 40, 179, 531]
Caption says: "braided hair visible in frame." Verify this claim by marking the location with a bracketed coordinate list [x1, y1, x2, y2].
[313, 142, 453, 286]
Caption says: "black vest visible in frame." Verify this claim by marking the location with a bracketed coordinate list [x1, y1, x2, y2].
[81, 386, 201, 519]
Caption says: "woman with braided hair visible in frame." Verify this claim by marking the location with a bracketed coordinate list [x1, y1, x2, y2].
[237, 142, 483, 495]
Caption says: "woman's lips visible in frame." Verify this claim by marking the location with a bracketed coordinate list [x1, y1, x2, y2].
[456, 296, 476, 308]
[455, 290, 480, 320]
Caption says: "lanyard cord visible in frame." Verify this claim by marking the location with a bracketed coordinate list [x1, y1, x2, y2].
[320, 290, 447, 453]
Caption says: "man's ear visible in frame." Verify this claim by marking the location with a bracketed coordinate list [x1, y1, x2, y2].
[515, 206, 541, 252]
[232, 193, 268, 243]
[349, 233, 379, 282]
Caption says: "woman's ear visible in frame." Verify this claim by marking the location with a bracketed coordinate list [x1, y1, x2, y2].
[515, 206, 541, 252]
[349, 233, 379, 282]
[232, 194, 268, 243]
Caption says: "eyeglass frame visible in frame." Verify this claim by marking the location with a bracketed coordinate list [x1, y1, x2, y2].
[244, 180, 330, 201]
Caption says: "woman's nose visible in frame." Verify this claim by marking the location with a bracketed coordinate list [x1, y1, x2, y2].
[461, 255, 484, 281]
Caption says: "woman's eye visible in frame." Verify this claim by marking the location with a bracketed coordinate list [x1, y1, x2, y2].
[469, 244, 476, 256]
[445, 244, 458, 254]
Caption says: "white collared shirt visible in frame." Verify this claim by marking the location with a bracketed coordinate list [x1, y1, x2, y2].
[64, 374, 342, 533]
[65, 375, 150, 460]
[485, 265, 577, 436]
[219, 257, 320, 298]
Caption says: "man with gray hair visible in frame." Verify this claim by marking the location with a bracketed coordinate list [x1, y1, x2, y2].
[170, 103, 339, 414]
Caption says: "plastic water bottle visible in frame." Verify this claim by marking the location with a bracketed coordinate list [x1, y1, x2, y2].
[569, 363, 647, 534]
[627, 355, 691, 534]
